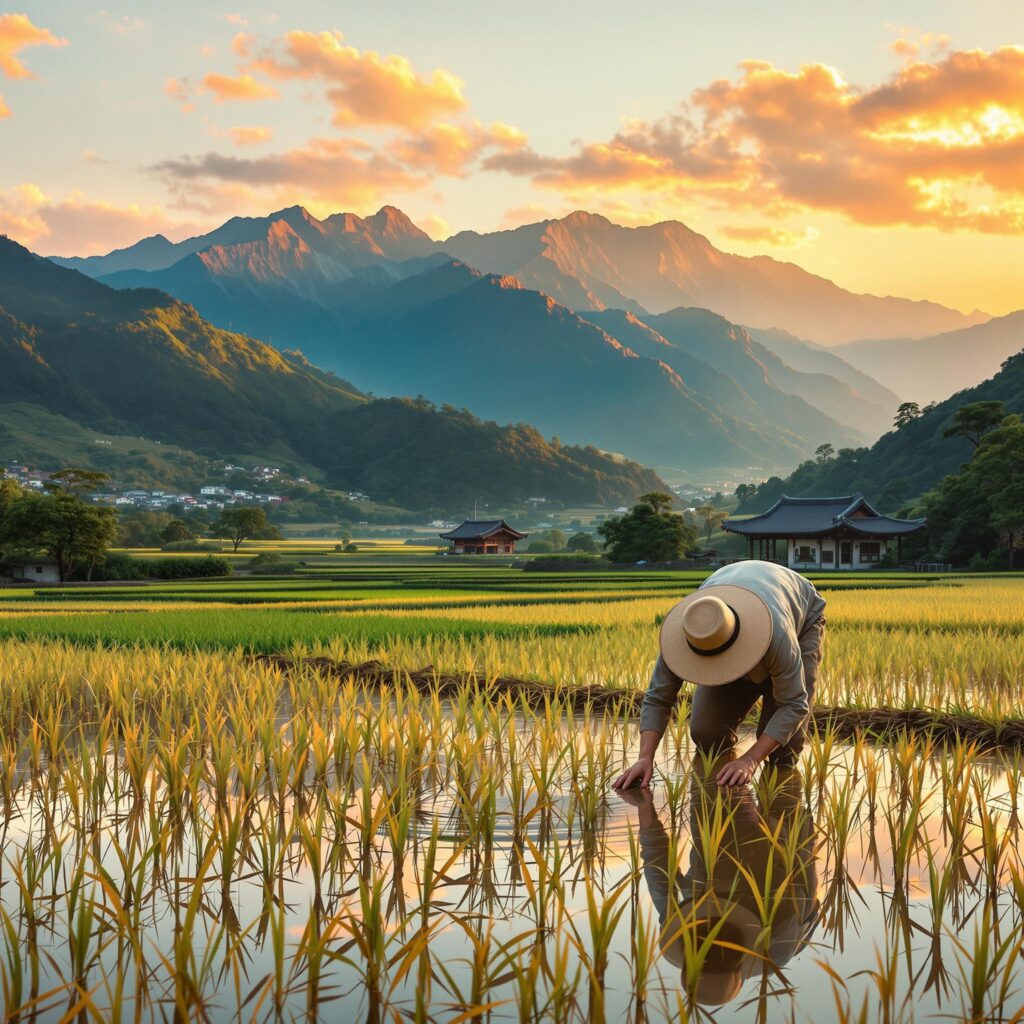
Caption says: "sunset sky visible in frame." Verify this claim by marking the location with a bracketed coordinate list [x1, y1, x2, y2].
[2, 1, 1024, 314]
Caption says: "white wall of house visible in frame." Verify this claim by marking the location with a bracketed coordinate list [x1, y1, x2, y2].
[787, 537, 889, 570]
[4, 562, 61, 583]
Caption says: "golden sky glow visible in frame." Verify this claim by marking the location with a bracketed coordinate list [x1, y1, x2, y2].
[1, 5, 1024, 314]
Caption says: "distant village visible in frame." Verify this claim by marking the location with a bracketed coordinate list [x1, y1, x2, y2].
[3, 460, 373, 513]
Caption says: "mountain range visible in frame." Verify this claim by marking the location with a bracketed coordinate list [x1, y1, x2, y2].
[0, 234, 668, 508]
[56, 205, 920, 477]
[832, 311, 1024, 406]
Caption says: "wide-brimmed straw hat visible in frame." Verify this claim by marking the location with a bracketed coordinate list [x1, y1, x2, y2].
[659, 584, 773, 685]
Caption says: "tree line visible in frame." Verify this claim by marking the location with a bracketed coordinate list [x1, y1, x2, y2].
[0, 468, 283, 582]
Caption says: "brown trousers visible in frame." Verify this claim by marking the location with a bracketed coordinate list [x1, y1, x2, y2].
[688, 616, 826, 764]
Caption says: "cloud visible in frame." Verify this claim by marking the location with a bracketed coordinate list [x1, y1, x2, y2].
[484, 46, 1024, 235]
[387, 120, 526, 175]
[0, 184, 198, 255]
[164, 76, 193, 113]
[250, 29, 466, 128]
[201, 71, 278, 102]
[230, 31, 254, 58]
[226, 124, 273, 146]
[720, 224, 820, 247]
[0, 13, 66, 80]
[0, 94, 8, 118]
[154, 136, 428, 208]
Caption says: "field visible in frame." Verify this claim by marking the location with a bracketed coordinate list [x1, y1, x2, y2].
[1, 563, 1023, 1021]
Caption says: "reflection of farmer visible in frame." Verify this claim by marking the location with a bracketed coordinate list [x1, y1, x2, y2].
[620, 769, 819, 1006]
[613, 561, 826, 790]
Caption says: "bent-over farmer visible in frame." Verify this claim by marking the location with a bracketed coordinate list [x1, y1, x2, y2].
[612, 560, 826, 789]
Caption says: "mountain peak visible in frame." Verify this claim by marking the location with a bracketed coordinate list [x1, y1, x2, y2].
[367, 205, 429, 239]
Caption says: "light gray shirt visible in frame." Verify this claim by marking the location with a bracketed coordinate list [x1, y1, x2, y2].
[639, 561, 826, 744]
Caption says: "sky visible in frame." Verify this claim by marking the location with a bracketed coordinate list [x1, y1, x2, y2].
[1, 1, 1024, 314]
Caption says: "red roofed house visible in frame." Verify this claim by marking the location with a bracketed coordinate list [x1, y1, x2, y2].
[440, 519, 527, 554]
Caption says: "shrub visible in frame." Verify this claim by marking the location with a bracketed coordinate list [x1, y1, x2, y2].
[160, 540, 226, 553]
[92, 554, 233, 580]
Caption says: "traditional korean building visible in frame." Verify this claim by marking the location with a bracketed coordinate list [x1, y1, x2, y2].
[723, 493, 926, 570]
[439, 519, 527, 554]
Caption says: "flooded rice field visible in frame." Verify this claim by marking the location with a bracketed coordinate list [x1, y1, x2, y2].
[3, 671, 1023, 1023]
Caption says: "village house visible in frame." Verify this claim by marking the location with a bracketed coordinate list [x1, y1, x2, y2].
[723, 493, 926, 570]
[2, 560, 61, 584]
[440, 519, 528, 554]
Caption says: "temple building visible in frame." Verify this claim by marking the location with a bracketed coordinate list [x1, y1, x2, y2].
[723, 493, 926, 570]
[440, 519, 527, 554]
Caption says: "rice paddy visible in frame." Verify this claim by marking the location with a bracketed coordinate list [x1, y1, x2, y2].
[1, 565, 1023, 1020]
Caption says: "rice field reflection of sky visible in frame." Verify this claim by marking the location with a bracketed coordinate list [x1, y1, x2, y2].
[2, 715, 1023, 1021]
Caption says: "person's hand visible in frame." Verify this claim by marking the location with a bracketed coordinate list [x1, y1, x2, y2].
[611, 756, 654, 791]
[714, 754, 757, 787]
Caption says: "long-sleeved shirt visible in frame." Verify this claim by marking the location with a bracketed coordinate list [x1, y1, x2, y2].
[639, 561, 826, 743]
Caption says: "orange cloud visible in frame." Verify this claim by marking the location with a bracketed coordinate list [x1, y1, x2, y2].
[0, 93, 9, 118]
[231, 31, 254, 58]
[387, 120, 526, 175]
[720, 224, 820, 247]
[486, 46, 1024, 235]
[0, 12, 66, 79]
[0, 184, 198, 255]
[227, 124, 273, 145]
[251, 29, 466, 128]
[201, 71, 279, 103]
[154, 136, 427, 208]
[164, 76, 193, 113]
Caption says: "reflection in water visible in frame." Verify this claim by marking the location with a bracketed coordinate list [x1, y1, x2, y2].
[0, 690, 1023, 1022]
[626, 765, 819, 1007]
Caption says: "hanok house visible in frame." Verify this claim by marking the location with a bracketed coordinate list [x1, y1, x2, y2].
[440, 519, 527, 554]
[723, 493, 926, 570]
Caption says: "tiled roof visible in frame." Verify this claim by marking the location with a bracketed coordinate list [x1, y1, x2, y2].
[723, 493, 926, 537]
[439, 519, 527, 540]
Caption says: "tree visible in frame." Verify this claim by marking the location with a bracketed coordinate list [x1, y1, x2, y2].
[815, 443, 835, 463]
[941, 400, 1007, 448]
[160, 519, 195, 544]
[212, 507, 269, 552]
[566, 532, 598, 553]
[527, 540, 554, 553]
[598, 494, 696, 563]
[711, 490, 724, 508]
[695, 504, 729, 545]
[0, 491, 118, 582]
[894, 402, 921, 429]
[44, 468, 111, 494]
[734, 483, 754, 506]
[923, 414, 1024, 566]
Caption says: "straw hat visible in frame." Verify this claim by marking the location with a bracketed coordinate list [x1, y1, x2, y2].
[659, 585, 773, 685]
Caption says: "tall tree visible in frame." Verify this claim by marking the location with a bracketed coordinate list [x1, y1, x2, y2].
[941, 400, 1007, 448]
[213, 507, 270, 552]
[695, 504, 729, 545]
[893, 402, 921, 429]
[0, 492, 118, 582]
[815, 443, 835, 463]
[44, 468, 112, 494]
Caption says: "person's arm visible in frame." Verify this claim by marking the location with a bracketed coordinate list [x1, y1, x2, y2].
[612, 655, 683, 790]
[715, 641, 807, 786]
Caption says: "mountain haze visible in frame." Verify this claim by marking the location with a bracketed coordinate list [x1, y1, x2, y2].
[834, 311, 1024, 405]
[0, 235, 670, 507]
[440, 212, 987, 344]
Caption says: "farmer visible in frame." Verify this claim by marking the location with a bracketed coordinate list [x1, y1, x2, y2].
[612, 560, 826, 789]
[618, 768, 819, 1005]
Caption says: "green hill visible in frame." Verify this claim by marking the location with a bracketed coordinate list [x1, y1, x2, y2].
[737, 348, 1024, 511]
[0, 235, 670, 509]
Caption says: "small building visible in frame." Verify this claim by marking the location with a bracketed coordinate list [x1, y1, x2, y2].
[723, 493, 926, 570]
[440, 519, 527, 554]
[2, 560, 61, 584]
